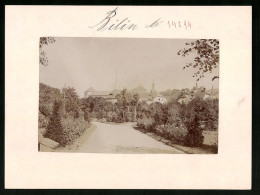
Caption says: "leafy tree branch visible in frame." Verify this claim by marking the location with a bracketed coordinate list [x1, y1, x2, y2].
[177, 39, 219, 81]
[39, 37, 56, 66]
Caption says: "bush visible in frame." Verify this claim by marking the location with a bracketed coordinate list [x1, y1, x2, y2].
[125, 112, 134, 122]
[61, 116, 89, 145]
[100, 118, 107, 123]
[39, 103, 53, 118]
[38, 111, 49, 128]
[113, 117, 125, 123]
[105, 111, 125, 123]
[155, 124, 187, 143]
[149, 102, 168, 126]
[106, 111, 117, 122]
[137, 117, 155, 131]
[167, 101, 182, 125]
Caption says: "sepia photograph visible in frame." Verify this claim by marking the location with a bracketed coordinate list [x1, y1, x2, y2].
[38, 37, 219, 154]
[5, 5, 252, 189]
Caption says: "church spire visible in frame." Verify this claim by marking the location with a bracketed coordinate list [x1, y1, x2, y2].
[114, 69, 118, 90]
[152, 80, 155, 93]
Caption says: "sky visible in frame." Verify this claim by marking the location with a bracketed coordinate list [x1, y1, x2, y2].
[40, 37, 219, 98]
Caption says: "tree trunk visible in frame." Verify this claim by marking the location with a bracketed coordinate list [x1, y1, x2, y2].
[134, 106, 137, 122]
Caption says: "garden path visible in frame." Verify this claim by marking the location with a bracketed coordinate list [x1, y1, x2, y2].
[78, 122, 184, 154]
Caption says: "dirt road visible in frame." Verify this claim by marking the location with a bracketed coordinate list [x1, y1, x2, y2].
[78, 122, 184, 154]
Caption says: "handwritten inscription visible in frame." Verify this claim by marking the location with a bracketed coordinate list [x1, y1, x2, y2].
[89, 7, 192, 31]
[145, 18, 164, 28]
[89, 7, 138, 31]
[168, 20, 192, 29]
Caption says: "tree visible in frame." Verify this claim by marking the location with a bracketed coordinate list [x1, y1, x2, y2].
[80, 96, 95, 113]
[167, 100, 182, 126]
[184, 114, 204, 147]
[45, 100, 65, 146]
[179, 98, 207, 147]
[62, 86, 81, 118]
[204, 98, 219, 130]
[177, 39, 219, 81]
[40, 37, 56, 66]
[115, 89, 129, 120]
[149, 102, 168, 125]
[39, 83, 62, 118]
[131, 93, 140, 122]
[137, 101, 150, 118]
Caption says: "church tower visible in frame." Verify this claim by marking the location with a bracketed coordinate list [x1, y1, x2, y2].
[151, 80, 156, 98]
[151, 80, 155, 93]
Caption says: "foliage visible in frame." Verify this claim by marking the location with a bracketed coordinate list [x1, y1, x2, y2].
[39, 83, 218, 148]
[115, 89, 140, 121]
[160, 89, 181, 100]
[61, 116, 89, 145]
[177, 39, 219, 81]
[204, 98, 219, 130]
[40, 37, 56, 66]
[136, 101, 150, 117]
[39, 83, 62, 118]
[40, 83, 90, 147]
[38, 111, 49, 128]
[155, 124, 187, 143]
[184, 115, 204, 147]
[62, 86, 82, 119]
[148, 102, 168, 126]
[80, 89, 140, 123]
[179, 98, 206, 147]
[83, 110, 90, 123]
[45, 100, 65, 146]
[166, 100, 182, 126]
[106, 111, 118, 122]
[136, 96, 218, 147]
[137, 117, 155, 131]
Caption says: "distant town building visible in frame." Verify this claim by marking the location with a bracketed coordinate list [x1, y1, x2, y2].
[148, 93, 168, 104]
[84, 87, 117, 103]
[84, 81, 168, 105]
[132, 85, 147, 94]
[177, 83, 218, 104]
[84, 87, 96, 98]
[135, 81, 168, 105]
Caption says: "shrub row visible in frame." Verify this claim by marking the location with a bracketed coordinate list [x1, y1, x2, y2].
[136, 98, 217, 147]
[155, 124, 187, 143]
[44, 100, 90, 147]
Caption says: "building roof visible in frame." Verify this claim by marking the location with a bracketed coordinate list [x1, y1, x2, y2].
[133, 85, 146, 91]
[138, 92, 166, 101]
[86, 87, 96, 92]
[154, 93, 165, 98]
[91, 91, 112, 96]
[110, 89, 121, 95]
